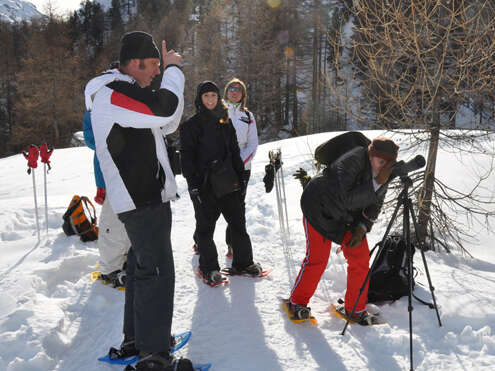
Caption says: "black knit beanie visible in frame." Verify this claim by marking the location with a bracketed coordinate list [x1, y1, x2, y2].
[120, 31, 160, 63]
[198, 81, 219, 96]
[195, 81, 220, 112]
[368, 137, 399, 161]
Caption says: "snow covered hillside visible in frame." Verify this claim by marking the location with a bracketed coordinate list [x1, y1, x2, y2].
[0, 0, 42, 23]
[0, 131, 494, 370]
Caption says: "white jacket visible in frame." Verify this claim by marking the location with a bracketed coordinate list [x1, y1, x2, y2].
[84, 67, 185, 214]
[226, 102, 258, 170]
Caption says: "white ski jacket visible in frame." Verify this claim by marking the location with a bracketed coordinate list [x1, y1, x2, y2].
[226, 102, 258, 170]
[84, 67, 185, 214]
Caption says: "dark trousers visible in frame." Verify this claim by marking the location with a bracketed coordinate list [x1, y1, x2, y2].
[118, 202, 174, 353]
[192, 185, 253, 273]
[225, 170, 251, 246]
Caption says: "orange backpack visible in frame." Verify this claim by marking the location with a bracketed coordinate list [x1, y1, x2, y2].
[62, 195, 99, 242]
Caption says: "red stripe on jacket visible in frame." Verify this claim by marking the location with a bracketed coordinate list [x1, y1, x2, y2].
[244, 153, 254, 165]
[111, 91, 154, 115]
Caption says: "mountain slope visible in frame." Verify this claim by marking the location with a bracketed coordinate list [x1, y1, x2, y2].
[0, 0, 42, 23]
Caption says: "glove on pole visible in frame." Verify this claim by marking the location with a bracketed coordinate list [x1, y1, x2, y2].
[22, 144, 41, 241]
[40, 144, 53, 234]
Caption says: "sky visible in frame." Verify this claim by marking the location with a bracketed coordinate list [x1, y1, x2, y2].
[0, 130, 495, 370]
[29, 0, 82, 15]
[29, 0, 111, 15]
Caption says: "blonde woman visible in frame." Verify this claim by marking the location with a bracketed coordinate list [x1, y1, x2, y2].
[222, 78, 259, 257]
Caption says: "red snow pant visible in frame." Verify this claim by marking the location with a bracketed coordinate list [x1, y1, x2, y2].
[289, 217, 370, 313]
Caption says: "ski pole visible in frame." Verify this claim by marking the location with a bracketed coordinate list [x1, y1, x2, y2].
[32, 168, 41, 240]
[43, 163, 48, 233]
[39, 144, 53, 234]
[23, 144, 41, 241]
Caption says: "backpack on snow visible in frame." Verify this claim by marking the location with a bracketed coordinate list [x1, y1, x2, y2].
[62, 195, 99, 242]
[314, 131, 371, 168]
[367, 234, 415, 303]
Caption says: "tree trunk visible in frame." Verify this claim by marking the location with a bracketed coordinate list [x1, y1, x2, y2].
[291, 55, 298, 135]
[417, 115, 440, 249]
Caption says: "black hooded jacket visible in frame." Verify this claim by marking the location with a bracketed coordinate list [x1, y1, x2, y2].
[180, 94, 244, 191]
[301, 146, 387, 244]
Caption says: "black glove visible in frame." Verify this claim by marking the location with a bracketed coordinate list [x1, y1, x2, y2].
[293, 168, 311, 188]
[189, 188, 202, 204]
[263, 164, 275, 193]
[347, 225, 366, 248]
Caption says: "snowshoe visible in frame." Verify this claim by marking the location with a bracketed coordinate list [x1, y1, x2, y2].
[330, 302, 386, 326]
[281, 299, 317, 325]
[98, 337, 139, 365]
[99, 331, 192, 365]
[195, 267, 229, 287]
[100, 269, 126, 288]
[126, 352, 195, 371]
[90, 270, 125, 291]
[222, 263, 271, 278]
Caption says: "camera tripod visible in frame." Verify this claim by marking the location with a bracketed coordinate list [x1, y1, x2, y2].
[341, 174, 442, 371]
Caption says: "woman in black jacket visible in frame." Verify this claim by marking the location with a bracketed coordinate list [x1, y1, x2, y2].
[286, 137, 398, 325]
[180, 81, 262, 285]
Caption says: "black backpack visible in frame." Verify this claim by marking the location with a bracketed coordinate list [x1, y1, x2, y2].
[367, 235, 415, 303]
[314, 131, 371, 168]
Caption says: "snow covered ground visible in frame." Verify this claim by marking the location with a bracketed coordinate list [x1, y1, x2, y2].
[1, 131, 494, 371]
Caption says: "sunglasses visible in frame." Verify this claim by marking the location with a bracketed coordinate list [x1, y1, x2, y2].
[228, 86, 242, 93]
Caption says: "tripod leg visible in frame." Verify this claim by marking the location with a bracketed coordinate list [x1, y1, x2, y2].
[407, 198, 442, 327]
[403, 197, 414, 371]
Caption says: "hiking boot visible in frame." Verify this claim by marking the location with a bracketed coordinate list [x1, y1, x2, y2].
[336, 304, 374, 325]
[135, 351, 170, 370]
[230, 262, 263, 276]
[135, 351, 194, 371]
[207, 270, 223, 284]
[225, 245, 233, 258]
[108, 336, 138, 360]
[243, 263, 263, 276]
[348, 310, 375, 325]
[287, 301, 311, 320]
[100, 269, 126, 288]
[169, 334, 176, 351]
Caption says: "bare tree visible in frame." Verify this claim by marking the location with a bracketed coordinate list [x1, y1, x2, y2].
[326, 0, 495, 252]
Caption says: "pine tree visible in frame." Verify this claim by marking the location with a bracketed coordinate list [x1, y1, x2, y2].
[12, 18, 82, 150]
[109, 0, 124, 34]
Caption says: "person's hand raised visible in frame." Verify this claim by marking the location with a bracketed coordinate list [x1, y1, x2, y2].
[162, 40, 182, 67]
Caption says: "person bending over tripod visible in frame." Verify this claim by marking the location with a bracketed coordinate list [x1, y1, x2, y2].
[287, 137, 399, 325]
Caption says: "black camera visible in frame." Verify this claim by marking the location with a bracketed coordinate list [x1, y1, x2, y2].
[391, 155, 426, 179]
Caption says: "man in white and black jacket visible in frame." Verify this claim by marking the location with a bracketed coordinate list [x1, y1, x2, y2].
[85, 31, 193, 371]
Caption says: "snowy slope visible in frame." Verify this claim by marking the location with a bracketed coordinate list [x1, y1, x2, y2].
[0, 131, 495, 370]
[0, 0, 42, 23]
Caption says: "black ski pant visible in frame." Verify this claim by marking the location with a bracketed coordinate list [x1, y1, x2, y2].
[118, 202, 174, 353]
[192, 186, 253, 273]
[225, 170, 251, 247]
